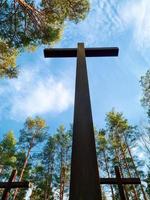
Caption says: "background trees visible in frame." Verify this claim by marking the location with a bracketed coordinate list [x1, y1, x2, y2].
[1, 70, 150, 199]
[0, 114, 149, 199]
[97, 110, 148, 199]
[140, 70, 150, 117]
[13, 116, 48, 200]
[140, 69, 150, 198]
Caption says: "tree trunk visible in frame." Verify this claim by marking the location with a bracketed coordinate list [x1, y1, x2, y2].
[119, 143, 139, 199]
[103, 149, 115, 200]
[59, 148, 65, 200]
[13, 146, 32, 200]
[46, 163, 53, 200]
[60, 166, 65, 200]
[124, 135, 148, 200]
[15, 0, 44, 30]
[114, 147, 130, 200]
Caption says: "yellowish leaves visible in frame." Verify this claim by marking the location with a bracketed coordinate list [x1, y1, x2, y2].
[106, 110, 129, 132]
[25, 45, 37, 52]
[35, 118, 46, 129]
[26, 118, 36, 129]
[0, 40, 18, 67]
[0, 39, 19, 78]
[6, 130, 17, 146]
[26, 117, 46, 129]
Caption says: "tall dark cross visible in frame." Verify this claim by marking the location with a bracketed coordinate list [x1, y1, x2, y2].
[44, 43, 119, 200]
[0, 170, 30, 200]
[100, 166, 141, 200]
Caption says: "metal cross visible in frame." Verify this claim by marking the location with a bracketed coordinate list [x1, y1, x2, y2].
[100, 166, 141, 200]
[0, 170, 30, 200]
[44, 43, 119, 200]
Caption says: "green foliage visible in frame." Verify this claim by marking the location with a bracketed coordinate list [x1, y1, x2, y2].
[0, 0, 89, 49]
[31, 125, 72, 199]
[140, 70, 150, 117]
[53, 125, 71, 199]
[97, 110, 147, 199]
[31, 136, 55, 199]
[140, 70, 150, 160]
[0, 131, 17, 178]
[97, 129, 107, 151]
[106, 109, 129, 133]
[19, 116, 48, 149]
[0, 40, 19, 78]
[0, 112, 148, 199]
[0, 0, 90, 78]
[15, 151, 32, 200]
[41, 0, 89, 23]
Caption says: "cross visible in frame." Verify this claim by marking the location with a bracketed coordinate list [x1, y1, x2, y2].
[100, 166, 141, 200]
[44, 43, 119, 200]
[0, 169, 30, 200]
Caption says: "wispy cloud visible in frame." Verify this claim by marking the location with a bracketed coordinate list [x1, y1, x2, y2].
[60, 0, 123, 46]
[120, 0, 150, 49]
[60, 0, 150, 51]
[0, 65, 74, 121]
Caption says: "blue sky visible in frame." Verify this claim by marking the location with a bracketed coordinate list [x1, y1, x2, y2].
[0, 0, 150, 139]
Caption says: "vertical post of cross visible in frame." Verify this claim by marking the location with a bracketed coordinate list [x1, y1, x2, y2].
[44, 43, 119, 200]
[69, 43, 101, 200]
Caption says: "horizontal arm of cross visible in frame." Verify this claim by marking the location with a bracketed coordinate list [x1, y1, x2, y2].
[44, 47, 119, 58]
[100, 178, 141, 185]
[0, 182, 31, 188]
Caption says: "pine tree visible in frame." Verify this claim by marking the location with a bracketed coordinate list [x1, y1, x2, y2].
[15, 151, 32, 200]
[104, 110, 146, 199]
[0, 0, 89, 49]
[0, 130, 17, 179]
[31, 135, 55, 200]
[54, 125, 72, 200]
[140, 70, 150, 117]
[0, 0, 89, 78]
[139, 70, 150, 158]
[13, 116, 48, 200]
[97, 129, 115, 200]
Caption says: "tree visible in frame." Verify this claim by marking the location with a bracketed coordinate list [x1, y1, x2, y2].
[97, 129, 115, 200]
[0, 0, 89, 78]
[30, 125, 72, 199]
[106, 110, 147, 199]
[54, 125, 72, 200]
[31, 135, 55, 200]
[140, 70, 150, 198]
[0, 130, 17, 179]
[15, 150, 32, 200]
[1, 0, 89, 48]
[140, 70, 150, 117]
[0, 40, 19, 78]
[139, 70, 150, 155]
[13, 116, 48, 200]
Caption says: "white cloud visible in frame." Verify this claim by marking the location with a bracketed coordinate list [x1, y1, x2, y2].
[120, 0, 150, 49]
[0, 67, 74, 120]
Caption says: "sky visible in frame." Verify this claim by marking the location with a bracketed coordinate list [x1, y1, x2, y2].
[0, 0, 150, 140]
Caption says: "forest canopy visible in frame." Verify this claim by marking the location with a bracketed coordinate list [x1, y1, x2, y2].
[0, 111, 149, 199]
[0, 0, 90, 78]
